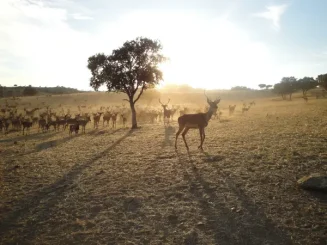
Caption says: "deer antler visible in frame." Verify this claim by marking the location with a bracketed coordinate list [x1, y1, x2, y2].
[167, 99, 170, 105]
[159, 99, 163, 105]
[204, 90, 211, 103]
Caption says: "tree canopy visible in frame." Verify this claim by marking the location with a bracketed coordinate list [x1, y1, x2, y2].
[297, 77, 317, 95]
[273, 76, 298, 100]
[23, 86, 38, 96]
[87, 37, 167, 128]
[317, 73, 327, 90]
[258, 84, 266, 89]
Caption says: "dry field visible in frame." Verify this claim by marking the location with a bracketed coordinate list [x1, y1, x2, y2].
[0, 94, 327, 245]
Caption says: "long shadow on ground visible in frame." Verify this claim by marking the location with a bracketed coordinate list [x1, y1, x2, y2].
[0, 130, 59, 143]
[176, 152, 292, 245]
[35, 128, 121, 152]
[0, 129, 134, 244]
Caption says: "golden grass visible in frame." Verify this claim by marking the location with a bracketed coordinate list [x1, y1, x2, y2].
[0, 95, 326, 244]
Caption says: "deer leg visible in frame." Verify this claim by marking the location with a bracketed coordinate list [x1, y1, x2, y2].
[198, 128, 203, 149]
[182, 127, 190, 151]
[201, 128, 206, 149]
[175, 125, 185, 149]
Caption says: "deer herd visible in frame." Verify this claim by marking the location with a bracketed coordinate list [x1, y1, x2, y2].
[0, 95, 257, 149]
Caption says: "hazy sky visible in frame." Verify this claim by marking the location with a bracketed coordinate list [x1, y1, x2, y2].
[1, 0, 327, 90]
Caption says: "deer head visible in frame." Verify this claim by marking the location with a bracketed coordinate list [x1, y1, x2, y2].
[159, 99, 170, 109]
[204, 90, 220, 110]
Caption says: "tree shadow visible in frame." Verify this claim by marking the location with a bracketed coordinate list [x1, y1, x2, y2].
[0, 129, 134, 243]
[175, 153, 292, 245]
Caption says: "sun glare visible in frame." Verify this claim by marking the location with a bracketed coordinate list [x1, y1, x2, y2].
[150, 14, 275, 90]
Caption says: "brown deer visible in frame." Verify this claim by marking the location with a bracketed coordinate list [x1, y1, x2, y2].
[103, 112, 111, 127]
[111, 113, 118, 128]
[22, 120, 33, 135]
[175, 92, 220, 151]
[242, 105, 251, 114]
[93, 112, 103, 129]
[159, 99, 172, 126]
[303, 96, 308, 102]
[229, 105, 236, 116]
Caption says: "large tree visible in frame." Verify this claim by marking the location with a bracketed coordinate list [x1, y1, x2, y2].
[317, 73, 327, 90]
[87, 37, 166, 129]
[297, 77, 317, 96]
[258, 84, 266, 89]
[273, 76, 298, 100]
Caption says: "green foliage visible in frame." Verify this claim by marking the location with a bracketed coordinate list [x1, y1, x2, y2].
[317, 74, 327, 90]
[258, 84, 266, 89]
[297, 77, 317, 95]
[273, 77, 298, 100]
[231, 86, 252, 91]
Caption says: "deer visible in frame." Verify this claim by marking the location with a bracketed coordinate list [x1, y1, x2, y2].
[69, 124, 80, 136]
[229, 105, 236, 116]
[24, 107, 39, 117]
[22, 120, 33, 135]
[159, 99, 172, 126]
[242, 105, 251, 114]
[111, 113, 118, 129]
[249, 101, 256, 106]
[103, 111, 111, 127]
[77, 116, 91, 133]
[93, 112, 103, 129]
[175, 92, 220, 151]
[303, 96, 308, 102]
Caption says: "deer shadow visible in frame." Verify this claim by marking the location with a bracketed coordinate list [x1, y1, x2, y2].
[0, 129, 134, 244]
[175, 152, 291, 245]
[0, 130, 59, 143]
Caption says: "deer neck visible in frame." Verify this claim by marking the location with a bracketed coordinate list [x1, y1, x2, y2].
[205, 107, 216, 122]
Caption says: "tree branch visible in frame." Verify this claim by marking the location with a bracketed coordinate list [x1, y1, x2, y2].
[133, 84, 146, 104]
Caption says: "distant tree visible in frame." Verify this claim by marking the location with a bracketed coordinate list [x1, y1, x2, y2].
[317, 73, 327, 90]
[231, 86, 252, 91]
[265, 85, 272, 90]
[273, 76, 298, 100]
[23, 86, 37, 96]
[297, 77, 317, 96]
[0, 85, 3, 97]
[258, 84, 266, 89]
[87, 37, 166, 128]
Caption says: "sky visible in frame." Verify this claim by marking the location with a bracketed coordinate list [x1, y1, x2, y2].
[1, 0, 327, 91]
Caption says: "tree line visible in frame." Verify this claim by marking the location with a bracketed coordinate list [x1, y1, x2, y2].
[0, 85, 81, 97]
[272, 75, 327, 100]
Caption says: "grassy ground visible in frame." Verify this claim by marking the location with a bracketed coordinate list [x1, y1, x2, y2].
[0, 96, 326, 245]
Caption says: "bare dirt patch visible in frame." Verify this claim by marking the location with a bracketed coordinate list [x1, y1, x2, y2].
[0, 98, 326, 244]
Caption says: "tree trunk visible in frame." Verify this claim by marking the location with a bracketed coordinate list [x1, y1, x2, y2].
[130, 101, 137, 129]
[289, 93, 292, 100]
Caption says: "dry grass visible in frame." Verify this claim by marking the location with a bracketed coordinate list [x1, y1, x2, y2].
[0, 95, 327, 245]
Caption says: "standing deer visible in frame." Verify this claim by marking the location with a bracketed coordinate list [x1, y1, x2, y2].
[242, 105, 251, 114]
[159, 99, 172, 126]
[229, 105, 236, 116]
[175, 92, 220, 151]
